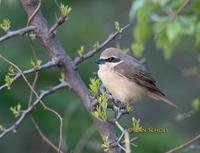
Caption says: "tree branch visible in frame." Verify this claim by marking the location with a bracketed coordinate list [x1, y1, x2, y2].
[166, 134, 200, 153]
[20, 1, 121, 152]
[0, 60, 56, 91]
[31, 117, 65, 153]
[156, 0, 192, 35]
[49, 16, 68, 34]
[74, 24, 130, 65]
[0, 26, 35, 43]
[0, 81, 68, 138]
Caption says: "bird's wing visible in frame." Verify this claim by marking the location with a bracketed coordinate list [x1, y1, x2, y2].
[114, 60, 182, 111]
[114, 61, 165, 96]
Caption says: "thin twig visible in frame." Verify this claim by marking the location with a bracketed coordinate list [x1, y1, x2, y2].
[39, 101, 64, 153]
[166, 134, 200, 153]
[20, 1, 125, 152]
[124, 130, 131, 153]
[26, 0, 41, 26]
[28, 72, 39, 106]
[0, 26, 35, 43]
[74, 24, 130, 65]
[0, 54, 40, 98]
[49, 16, 68, 34]
[0, 54, 64, 153]
[156, 0, 192, 36]
[0, 60, 56, 91]
[0, 81, 68, 138]
[31, 117, 65, 153]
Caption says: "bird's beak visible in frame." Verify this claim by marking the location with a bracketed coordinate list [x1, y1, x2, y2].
[95, 58, 105, 65]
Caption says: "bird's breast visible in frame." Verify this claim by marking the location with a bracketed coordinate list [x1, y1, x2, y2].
[98, 69, 144, 103]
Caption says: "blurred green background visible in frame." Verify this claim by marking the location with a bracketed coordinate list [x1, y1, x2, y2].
[0, 0, 199, 153]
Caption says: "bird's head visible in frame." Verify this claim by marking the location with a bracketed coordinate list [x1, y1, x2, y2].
[95, 48, 123, 70]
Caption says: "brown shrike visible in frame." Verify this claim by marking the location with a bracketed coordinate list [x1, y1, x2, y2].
[96, 47, 180, 110]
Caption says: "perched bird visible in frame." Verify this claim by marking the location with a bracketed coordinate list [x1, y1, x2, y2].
[96, 47, 180, 111]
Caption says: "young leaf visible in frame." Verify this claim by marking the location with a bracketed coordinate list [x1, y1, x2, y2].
[93, 41, 100, 49]
[0, 19, 11, 32]
[77, 46, 84, 57]
[166, 21, 182, 42]
[59, 72, 65, 83]
[131, 43, 144, 59]
[114, 21, 122, 33]
[60, 3, 72, 17]
[101, 136, 109, 152]
[4, 75, 13, 90]
[31, 59, 42, 70]
[132, 117, 142, 132]
[10, 104, 21, 118]
[8, 66, 15, 76]
[0, 124, 5, 132]
[89, 77, 101, 98]
[192, 98, 200, 111]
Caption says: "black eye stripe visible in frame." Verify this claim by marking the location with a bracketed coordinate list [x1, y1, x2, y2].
[105, 57, 121, 63]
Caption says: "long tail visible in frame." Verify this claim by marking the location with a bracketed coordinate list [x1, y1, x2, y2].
[149, 92, 183, 112]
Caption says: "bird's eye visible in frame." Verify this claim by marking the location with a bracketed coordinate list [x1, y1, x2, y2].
[107, 57, 115, 62]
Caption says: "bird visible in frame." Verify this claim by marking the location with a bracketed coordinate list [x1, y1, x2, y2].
[95, 47, 181, 111]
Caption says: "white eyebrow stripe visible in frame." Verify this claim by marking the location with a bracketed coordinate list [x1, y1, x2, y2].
[100, 56, 118, 59]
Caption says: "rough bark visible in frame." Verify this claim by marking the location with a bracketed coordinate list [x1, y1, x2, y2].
[20, 1, 120, 152]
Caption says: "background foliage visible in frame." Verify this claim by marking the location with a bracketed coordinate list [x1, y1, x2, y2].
[0, 0, 199, 153]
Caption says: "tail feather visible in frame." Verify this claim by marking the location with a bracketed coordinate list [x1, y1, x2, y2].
[149, 92, 183, 112]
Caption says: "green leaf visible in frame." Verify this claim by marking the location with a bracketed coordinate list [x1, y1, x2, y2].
[0, 19, 11, 32]
[133, 3, 155, 44]
[125, 102, 134, 113]
[0, 124, 5, 132]
[77, 46, 84, 57]
[59, 72, 65, 83]
[60, 3, 72, 17]
[8, 66, 15, 76]
[156, 31, 179, 60]
[131, 43, 144, 58]
[93, 41, 100, 49]
[31, 59, 42, 70]
[116, 44, 129, 54]
[114, 21, 122, 33]
[175, 114, 184, 122]
[178, 16, 196, 35]
[129, 0, 145, 21]
[132, 117, 143, 132]
[133, 24, 152, 44]
[89, 77, 101, 98]
[4, 75, 13, 90]
[192, 98, 200, 111]
[28, 32, 36, 40]
[166, 21, 182, 42]
[101, 136, 109, 152]
[10, 104, 21, 118]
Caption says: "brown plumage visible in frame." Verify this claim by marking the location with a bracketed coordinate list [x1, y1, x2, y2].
[96, 47, 181, 111]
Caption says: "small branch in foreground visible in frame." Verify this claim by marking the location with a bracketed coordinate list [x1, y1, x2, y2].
[74, 24, 130, 65]
[49, 16, 68, 34]
[0, 60, 56, 91]
[156, 0, 192, 36]
[124, 130, 131, 153]
[0, 26, 35, 43]
[0, 54, 64, 152]
[0, 81, 68, 138]
[39, 101, 64, 153]
[26, 0, 41, 26]
[166, 134, 200, 153]
[31, 117, 65, 153]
